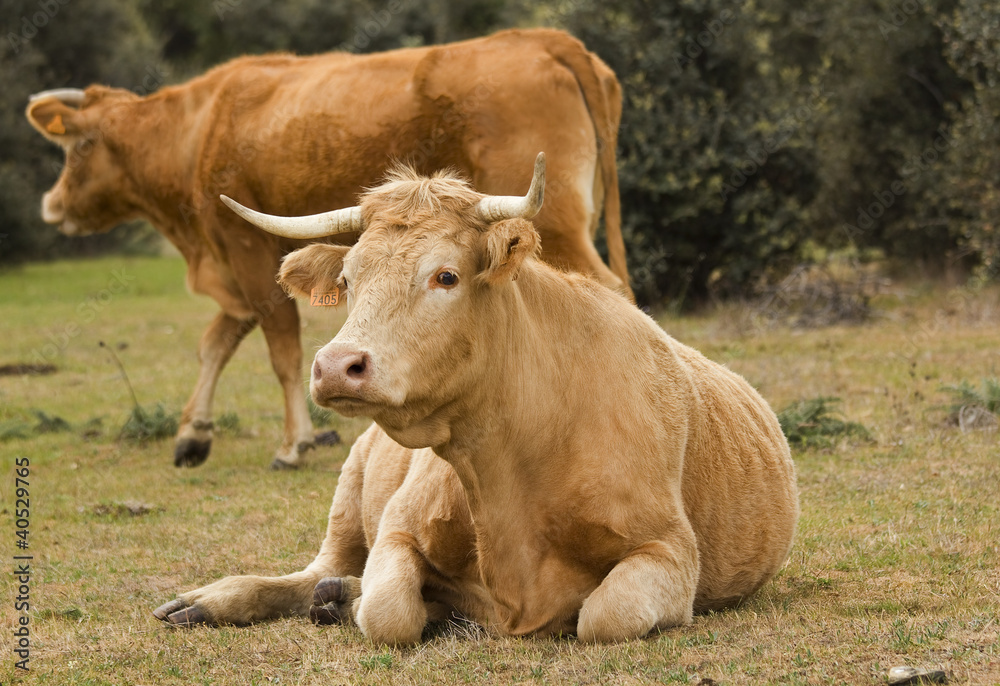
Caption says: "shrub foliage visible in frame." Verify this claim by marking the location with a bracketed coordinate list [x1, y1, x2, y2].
[1, 0, 997, 304]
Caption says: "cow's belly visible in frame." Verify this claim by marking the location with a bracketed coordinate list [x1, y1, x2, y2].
[185, 253, 255, 319]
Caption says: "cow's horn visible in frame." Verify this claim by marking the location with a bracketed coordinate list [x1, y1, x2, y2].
[29, 88, 86, 107]
[220, 195, 363, 239]
[476, 152, 546, 222]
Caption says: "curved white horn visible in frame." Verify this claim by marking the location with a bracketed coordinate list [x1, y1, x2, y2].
[29, 88, 86, 107]
[476, 152, 546, 222]
[220, 195, 362, 239]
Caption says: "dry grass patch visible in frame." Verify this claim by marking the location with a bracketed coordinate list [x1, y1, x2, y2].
[1, 257, 997, 684]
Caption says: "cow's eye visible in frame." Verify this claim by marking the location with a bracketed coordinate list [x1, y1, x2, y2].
[436, 271, 458, 287]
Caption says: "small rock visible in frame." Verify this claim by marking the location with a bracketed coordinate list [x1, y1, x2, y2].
[91, 500, 161, 517]
[888, 666, 947, 685]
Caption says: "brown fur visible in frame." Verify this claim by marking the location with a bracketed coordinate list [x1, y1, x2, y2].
[25, 28, 631, 467]
[158, 167, 798, 644]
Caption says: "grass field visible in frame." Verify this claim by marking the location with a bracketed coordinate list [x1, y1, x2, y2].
[1, 256, 998, 685]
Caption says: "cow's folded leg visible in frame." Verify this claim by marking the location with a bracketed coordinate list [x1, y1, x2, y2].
[175, 311, 255, 467]
[156, 441, 370, 628]
[154, 571, 324, 626]
[354, 534, 432, 645]
[577, 536, 699, 643]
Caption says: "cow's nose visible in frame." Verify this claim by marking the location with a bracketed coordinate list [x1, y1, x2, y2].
[312, 348, 371, 401]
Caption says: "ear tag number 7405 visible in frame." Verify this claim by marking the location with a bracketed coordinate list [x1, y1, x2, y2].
[310, 287, 340, 307]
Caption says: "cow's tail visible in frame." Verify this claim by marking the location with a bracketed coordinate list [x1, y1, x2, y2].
[546, 32, 631, 299]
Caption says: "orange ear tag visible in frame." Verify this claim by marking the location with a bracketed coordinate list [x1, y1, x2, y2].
[310, 287, 341, 307]
[46, 114, 66, 135]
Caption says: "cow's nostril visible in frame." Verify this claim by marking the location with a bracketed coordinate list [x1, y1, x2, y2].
[312, 360, 322, 381]
[347, 360, 366, 377]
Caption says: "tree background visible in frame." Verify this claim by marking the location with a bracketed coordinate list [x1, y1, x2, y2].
[1, 0, 997, 305]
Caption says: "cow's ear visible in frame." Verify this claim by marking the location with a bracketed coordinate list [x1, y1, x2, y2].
[480, 218, 540, 284]
[26, 98, 83, 144]
[278, 244, 350, 299]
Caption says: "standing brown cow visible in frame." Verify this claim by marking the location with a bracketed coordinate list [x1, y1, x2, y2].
[154, 155, 798, 644]
[25, 28, 629, 468]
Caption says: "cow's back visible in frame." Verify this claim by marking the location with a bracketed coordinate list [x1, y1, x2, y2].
[188, 30, 618, 284]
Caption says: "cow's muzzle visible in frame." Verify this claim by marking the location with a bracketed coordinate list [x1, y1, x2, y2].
[311, 347, 372, 406]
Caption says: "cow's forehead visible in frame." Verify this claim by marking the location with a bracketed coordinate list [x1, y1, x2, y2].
[347, 217, 479, 279]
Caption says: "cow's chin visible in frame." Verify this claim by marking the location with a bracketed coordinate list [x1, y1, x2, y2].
[58, 219, 84, 236]
[316, 396, 375, 417]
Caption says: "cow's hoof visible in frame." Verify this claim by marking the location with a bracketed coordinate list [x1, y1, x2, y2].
[313, 576, 345, 605]
[174, 439, 211, 467]
[310, 576, 360, 626]
[310, 602, 343, 625]
[270, 458, 299, 471]
[154, 600, 209, 627]
[315, 430, 340, 446]
[153, 599, 186, 620]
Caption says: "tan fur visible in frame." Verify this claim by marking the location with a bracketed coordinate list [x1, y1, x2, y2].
[25, 28, 631, 467]
[162, 167, 798, 644]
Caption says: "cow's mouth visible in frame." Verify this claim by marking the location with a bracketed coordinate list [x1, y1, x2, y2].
[314, 395, 373, 416]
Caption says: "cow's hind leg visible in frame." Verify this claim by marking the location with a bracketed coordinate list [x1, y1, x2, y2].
[577, 536, 700, 643]
[175, 311, 255, 467]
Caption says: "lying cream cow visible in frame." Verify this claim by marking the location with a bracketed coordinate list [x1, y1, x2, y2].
[154, 154, 798, 643]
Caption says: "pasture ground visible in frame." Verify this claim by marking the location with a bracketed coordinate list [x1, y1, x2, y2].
[0, 256, 997, 685]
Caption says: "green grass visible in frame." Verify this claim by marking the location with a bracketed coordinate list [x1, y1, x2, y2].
[1, 256, 999, 685]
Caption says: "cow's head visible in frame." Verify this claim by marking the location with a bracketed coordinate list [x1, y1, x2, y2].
[222, 154, 545, 446]
[25, 86, 142, 236]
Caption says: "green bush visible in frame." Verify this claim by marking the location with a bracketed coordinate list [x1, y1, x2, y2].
[777, 397, 870, 449]
[3, 0, 998, 303]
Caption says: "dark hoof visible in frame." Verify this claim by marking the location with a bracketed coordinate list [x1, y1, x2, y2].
[174, 439, 211, 467]
[313, 577, 345, 606]
[153, 598, 186, 621]
[310, 602, 343, 625]
[314, 430, 340, 447]
[167, 605, 209, 627]
[270, 458, 299, 471]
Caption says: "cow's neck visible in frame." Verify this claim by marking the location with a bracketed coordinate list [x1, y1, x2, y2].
[116, 88, 216, 259]
[433, 265, 619, 631]
[441, 265, 604, 479]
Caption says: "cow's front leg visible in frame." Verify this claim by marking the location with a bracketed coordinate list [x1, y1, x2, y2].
[155, 437, 369, 626]
[577, 531, 700, 643]
[259, 298, 320, 469]
[175, 311, 255, 467]
[154, 570, 324, 625]
[352, 532, 444, 645]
